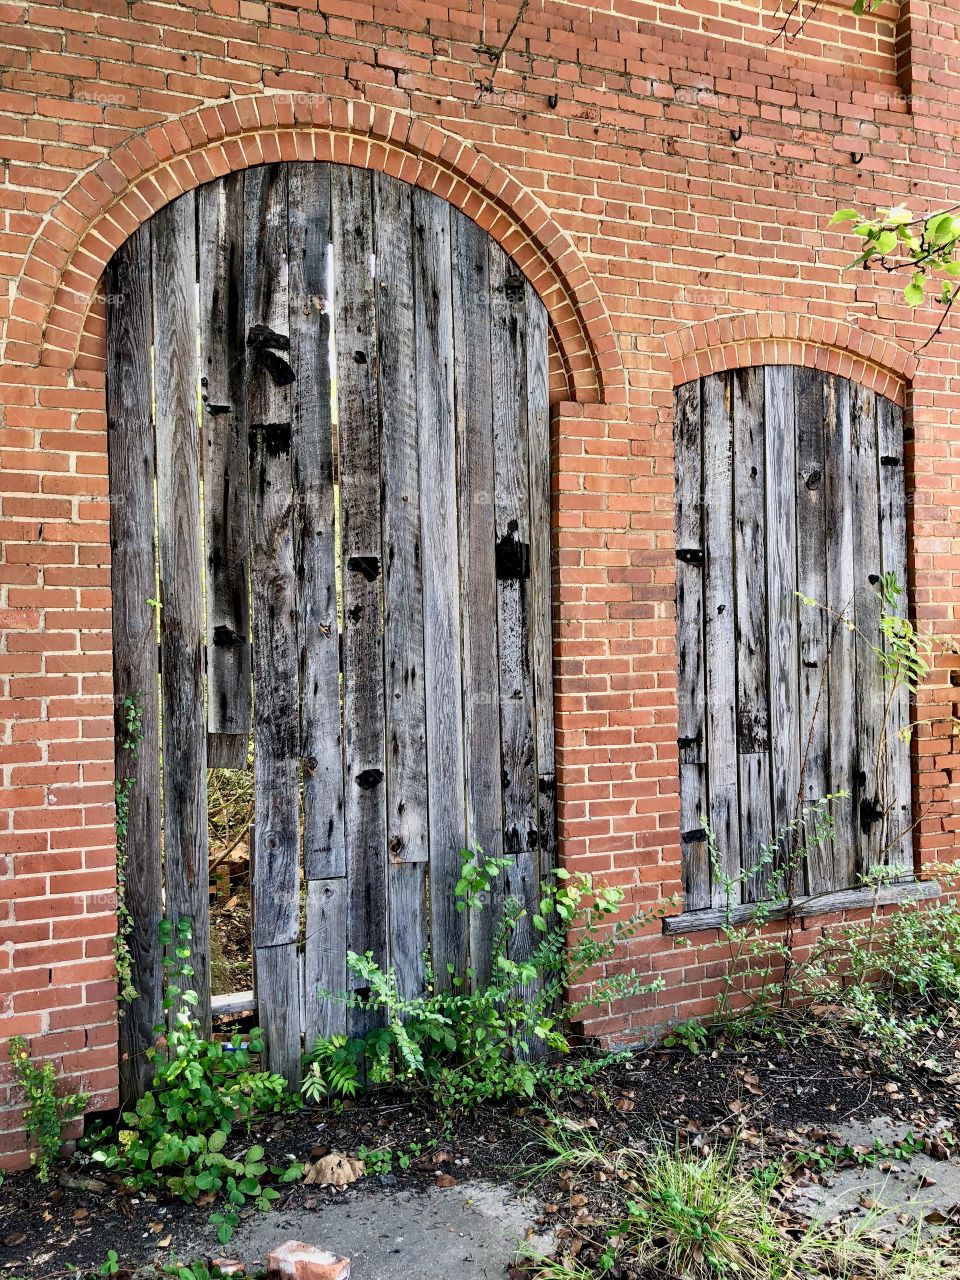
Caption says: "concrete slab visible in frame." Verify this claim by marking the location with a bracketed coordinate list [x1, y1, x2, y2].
[791, 1115, 960, 1231]
[225, 1181, 554, 1280]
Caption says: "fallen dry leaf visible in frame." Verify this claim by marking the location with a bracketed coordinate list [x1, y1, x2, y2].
[435, 1173, 458, 1188]
[303, 1152, 364, 1188]
[2, 1233, 26, 1248]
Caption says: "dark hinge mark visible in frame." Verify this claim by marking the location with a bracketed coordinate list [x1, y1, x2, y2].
[356, 768, 384, 791]
[682, 827, 707, 844]
[676, 547, 703, 565]
[247, 323, 290, 352]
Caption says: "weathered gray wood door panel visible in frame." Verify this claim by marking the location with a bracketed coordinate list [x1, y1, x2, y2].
[106, 224, 163, 1104]
[674, 366, 912, 913]
[106, 162, 556, 1086]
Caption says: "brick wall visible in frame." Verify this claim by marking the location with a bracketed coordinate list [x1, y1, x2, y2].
[2, 0, 959, 1167]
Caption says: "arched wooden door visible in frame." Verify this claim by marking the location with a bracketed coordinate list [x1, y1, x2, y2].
[672, 366, 912, 927]
[106, 163, 555, 1093]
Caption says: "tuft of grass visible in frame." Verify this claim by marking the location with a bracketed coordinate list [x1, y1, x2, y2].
[520, 1135, 960, 1280]
[612, 1143, 784, 1279]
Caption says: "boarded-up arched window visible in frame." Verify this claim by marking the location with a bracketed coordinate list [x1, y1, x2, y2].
[673, 366, 912, 918]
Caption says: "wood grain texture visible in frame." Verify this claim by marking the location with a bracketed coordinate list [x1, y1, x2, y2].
[199, 171, 251, 761]
[245, 164, 301, 1083]
[674, 379, 710, 909]
[764, 366, 801, 859]
[489, 240, 538, 972]
[377, 173, 429, 1000]
[524, 283, 556, 923]
[106, 223, 163, 1103]
[702, 372, 740, 903]
[288, 161, 345, 882]
[451, 208, 504, 986]
[877, 396, 913, 870]
[414, 186, 467, 990]
[304, 878, 347, 1046]
[732, 366, 771, 897]
[152, 191, 211, 1035]
[663, 877, 941, 935]
[823, 374, 858, 886]
[851, 382, 884, 876]
[675, 366, 912, 919]
[794, 367, 831, 894]
[332, 165, 389, 1035]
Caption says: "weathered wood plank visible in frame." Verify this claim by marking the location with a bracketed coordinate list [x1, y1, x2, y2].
[199, 171, 250, 767]
[525, 283, 556, 909]
[304, 878, 347, 1046]
[702, 372, 740, 903]
[288, 161, 345, 883]
[106, 224, 163, 1103]
[245, 163, 301, 1083]
[662, 877, 942, 935]
[152, 192, 211, 1035]
[794, 366, 832, 894]
[851, 381, 884, 877]
[451, 208, 504, 986]
[489, 240, 539, 972]
[674, 379, 710, 909]
[764, 366, 801, 881]
[877, 395, 913, 871]
[732, 366, 771, 898]
[411, 185, 467, 992]
[374, 173, 429, 1001]
[332, 165, 389, 1035]
[823, 375, 858, 887]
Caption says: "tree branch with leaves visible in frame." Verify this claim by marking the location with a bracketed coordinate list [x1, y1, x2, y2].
[830, 204, 960, 350]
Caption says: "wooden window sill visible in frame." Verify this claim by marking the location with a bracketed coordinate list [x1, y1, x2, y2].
[662, 879, 942, 936]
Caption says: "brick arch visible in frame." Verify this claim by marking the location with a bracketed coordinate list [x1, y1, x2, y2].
[666, 314, 916, 407]
[6, 96, 622, 407]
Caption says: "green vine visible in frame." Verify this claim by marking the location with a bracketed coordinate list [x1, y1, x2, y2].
[8, 1036, 88, 1182]
[114, 693, 144, 1007]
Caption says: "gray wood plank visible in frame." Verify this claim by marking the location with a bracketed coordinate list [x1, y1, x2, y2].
[851, 381, 885, 877]
[674, 379, 710, 909]
[304, 878, 347, 1046]
[199, 170, 251, 763]
[702, 372, 740, 904]
[414, 186, 468, 991]
[245, 163, 301, 1083]
[764, 366, 801, 889]
[794, 367, 832, 894]
[376, 173, 429, 1001]
[332, 165, 389, 1035]
[732, 366, 772, 899]
[451, 209, 504, 986]
[663, 877, 941, 935]
[489, 240, 539, 973]
[525, 281, 555, 903]
[106, 224, 163, 1103]
[823, 375, 858, 887]
[877, 395, 913, 871]
[152, 191, 211, 1035]
[288, 161, 345, 883]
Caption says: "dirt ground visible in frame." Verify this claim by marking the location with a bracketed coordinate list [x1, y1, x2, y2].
[3, 1017, 960, 1280]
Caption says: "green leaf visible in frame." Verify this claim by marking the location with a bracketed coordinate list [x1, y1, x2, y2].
[904, 275, 926, 307]
[830, 208, 862, 224]
[207, 1129, 227, 1154]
